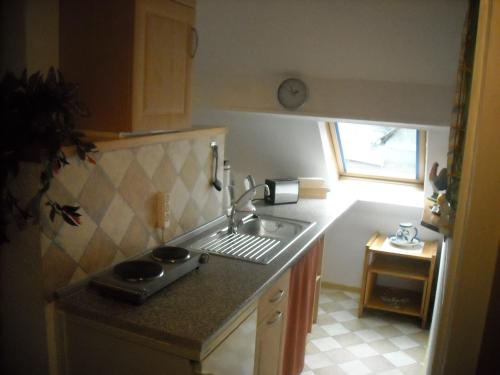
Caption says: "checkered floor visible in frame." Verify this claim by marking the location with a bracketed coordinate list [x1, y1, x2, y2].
[301, 288, 429, 375]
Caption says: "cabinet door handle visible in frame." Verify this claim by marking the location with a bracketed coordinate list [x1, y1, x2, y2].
[269, 289, 285, 303]
[267, 311, 283, 325]
[190, 27, 199, 58]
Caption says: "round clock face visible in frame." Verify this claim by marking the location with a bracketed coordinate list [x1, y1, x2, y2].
[277, 78, 308, 110]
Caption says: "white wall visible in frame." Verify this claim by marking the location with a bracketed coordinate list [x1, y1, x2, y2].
[195, 108, 449, 287]
[194, 0, 467, 126]
[324, 201, 442, 288]
[193, 1, 458, 288]
[194, 110, 329, 189]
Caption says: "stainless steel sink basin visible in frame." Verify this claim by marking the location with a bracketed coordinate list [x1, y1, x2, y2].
[185, 214, 315, 264]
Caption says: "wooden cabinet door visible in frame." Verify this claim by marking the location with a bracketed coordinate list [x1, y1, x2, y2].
[254, 306, 288, 375]
[133, 0, 194, 132]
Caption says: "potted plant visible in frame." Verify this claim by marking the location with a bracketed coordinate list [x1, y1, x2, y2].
[0, 67, 96, 245]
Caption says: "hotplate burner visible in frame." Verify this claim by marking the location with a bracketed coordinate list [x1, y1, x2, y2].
[113, 260, 164, 282]
[151, 246, 191, 263]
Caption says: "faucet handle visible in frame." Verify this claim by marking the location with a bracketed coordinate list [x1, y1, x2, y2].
[245, 175, 256, 190]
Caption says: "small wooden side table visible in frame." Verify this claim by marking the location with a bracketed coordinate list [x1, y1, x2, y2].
[358, 232, 438, 328]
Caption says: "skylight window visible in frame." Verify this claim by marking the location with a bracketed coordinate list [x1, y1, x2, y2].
[330, 122, 425, 183]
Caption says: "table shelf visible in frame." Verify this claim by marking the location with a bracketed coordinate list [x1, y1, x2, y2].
[359, 233, 438, 328]
[366, 285, 422, 317]
[369, 256, 429, 280]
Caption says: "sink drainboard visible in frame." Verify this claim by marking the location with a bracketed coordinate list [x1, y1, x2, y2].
[198, 233, 281, 264]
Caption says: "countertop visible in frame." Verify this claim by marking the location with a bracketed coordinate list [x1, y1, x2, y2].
[57, 198, 352, 360]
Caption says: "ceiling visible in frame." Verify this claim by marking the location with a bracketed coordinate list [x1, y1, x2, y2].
[195, 0, 467, 86]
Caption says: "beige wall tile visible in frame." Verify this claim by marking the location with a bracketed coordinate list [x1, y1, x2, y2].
[70, 267, 88, 284]
[119, 161, 157, 228]
[179, 199, 201, 232]
[100, 194, 134, 245]
[202, 189, 223, 221]
[79, 229, 118, 274]
[54, 208, 97, 263]
[55, 158, 95, 198]
[170, 179, 190, 221]
[167, 139, 191, 173]
[98, 149, 134, 187]
[136, 144, 165, 178]
[152, 156, 177, 193]
[191, 173, 211, 210]
[180, 153, 201, 191]
[78, 165, 116, 224]
[43, 177, 77, 236]
[42, 133, 226, 289]
[192, 138, 211, 167]
[119, 216, 150, 257]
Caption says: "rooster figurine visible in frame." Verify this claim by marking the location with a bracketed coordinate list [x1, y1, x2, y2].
[429, 162, 448, 199]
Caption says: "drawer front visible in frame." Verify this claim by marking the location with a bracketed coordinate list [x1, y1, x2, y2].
[255, 298, 288, 375]
[258, 270, 290, 325]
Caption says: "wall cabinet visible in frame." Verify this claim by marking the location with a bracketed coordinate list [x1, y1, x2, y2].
[60, 0, 196, 134]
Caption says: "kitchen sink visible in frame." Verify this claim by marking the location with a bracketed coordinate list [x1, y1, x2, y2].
[185, 214, 315, 264]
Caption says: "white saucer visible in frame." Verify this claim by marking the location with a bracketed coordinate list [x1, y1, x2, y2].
[389, 236, 423, 249]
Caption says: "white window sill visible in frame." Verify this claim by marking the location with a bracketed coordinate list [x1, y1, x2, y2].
[329, 177, 425, 208]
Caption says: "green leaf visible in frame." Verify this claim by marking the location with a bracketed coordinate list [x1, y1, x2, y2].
[49, 206, 56, 222]
[61, 210, 79, 226]
[76, 146, 86, 160]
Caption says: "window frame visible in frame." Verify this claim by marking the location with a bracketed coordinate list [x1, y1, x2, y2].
[327, 121, 426, 185]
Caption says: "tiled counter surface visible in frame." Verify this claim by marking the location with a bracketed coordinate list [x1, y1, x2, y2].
[57, 198, 352, 361]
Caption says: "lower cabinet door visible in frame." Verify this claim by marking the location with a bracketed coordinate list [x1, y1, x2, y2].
[200, 308, 257, 375]
[254, 304, 288, 375]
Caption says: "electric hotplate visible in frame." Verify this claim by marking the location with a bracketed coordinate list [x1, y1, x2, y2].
[90, 247, 208, 304]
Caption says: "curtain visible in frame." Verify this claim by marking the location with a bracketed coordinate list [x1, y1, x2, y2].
[445, 0, 480, 230]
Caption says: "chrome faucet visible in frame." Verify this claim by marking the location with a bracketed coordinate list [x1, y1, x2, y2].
[227, 175, 270, 234]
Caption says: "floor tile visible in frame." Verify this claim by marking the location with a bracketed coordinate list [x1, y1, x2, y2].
[389, 336, 420, 350]
[314, 364, 346, 375]
[404, 346, 427, 363]
[331, 310, 357, 322]
[306, 341, 321, 355]
[342, 319, 367, 332]
[335, 332, 364, 347]
[322, 323, 350, 336]
[346, 343, 379, 358]
[311, 325, 330, 339]
[339, 298, 359, 309]
[305, 353, 334, 370]
[393, 323, 422, 335]
[338, 359, 372, 375]
[354, 329, 385, 342]
[325, 348, 357, 364]
[321, 302, 346, 313]
[317, 313, 337, 325]
[383, 351, 417, 367]
[377, 370, 406, 375]
[375, 325, 405, 338]
[308, 288, 429, 374]
[399, 363, 425, 375]
[319, 295, 334, 303]
[361, 355, 395, 372]
[369, 339, 400, 354]
[311, 337, 341, 352]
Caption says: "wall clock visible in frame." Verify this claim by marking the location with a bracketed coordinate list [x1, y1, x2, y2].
[277, 78, 308, 110]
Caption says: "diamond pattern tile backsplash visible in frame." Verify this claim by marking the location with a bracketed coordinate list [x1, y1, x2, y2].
[41, 133, 225, 300]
